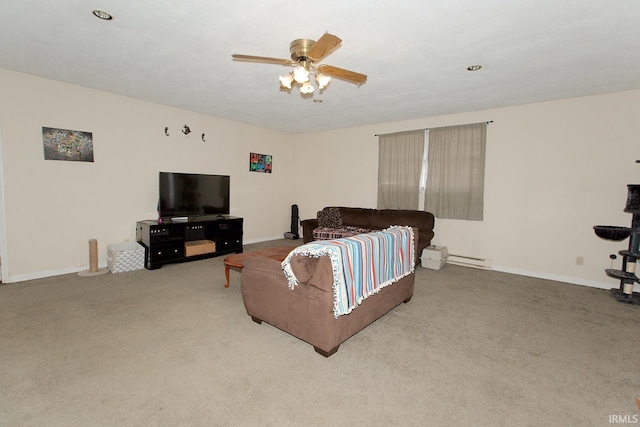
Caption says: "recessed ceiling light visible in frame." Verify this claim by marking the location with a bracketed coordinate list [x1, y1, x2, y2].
[92, 10, 113, 20]
[467, 65, 482, 71]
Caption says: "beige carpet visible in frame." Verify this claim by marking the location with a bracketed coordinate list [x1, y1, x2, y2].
[1, 239, 639, 426]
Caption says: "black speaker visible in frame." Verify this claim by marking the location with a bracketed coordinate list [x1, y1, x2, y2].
[285, 204, 299, 239]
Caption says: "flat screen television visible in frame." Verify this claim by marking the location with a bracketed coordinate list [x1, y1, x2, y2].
[158, 172, 230, 218]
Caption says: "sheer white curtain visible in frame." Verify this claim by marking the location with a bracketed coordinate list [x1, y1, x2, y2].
[377, 130, 425, 209]
[424, 123, 486, 220]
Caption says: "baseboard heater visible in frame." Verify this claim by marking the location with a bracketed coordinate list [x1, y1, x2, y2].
[447, 253, 493, 270]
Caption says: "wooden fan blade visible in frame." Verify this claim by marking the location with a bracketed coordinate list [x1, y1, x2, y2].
[306, 33, 342, 62]
[318, 64, 367, 85]
[231, 54, 292, 65]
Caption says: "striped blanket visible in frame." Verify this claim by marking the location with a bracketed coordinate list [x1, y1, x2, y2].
[282, 226, 415, 318]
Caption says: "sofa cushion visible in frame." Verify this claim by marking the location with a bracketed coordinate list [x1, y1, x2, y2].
[337, 207, 373, 228]
[317, 207, 343, 228]
[370, 209, 432, 230]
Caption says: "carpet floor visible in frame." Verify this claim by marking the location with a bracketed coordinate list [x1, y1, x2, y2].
[1, 239, 638, 426]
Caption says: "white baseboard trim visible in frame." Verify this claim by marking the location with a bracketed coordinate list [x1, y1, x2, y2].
[6, 262, 109, 284]
[492, 264, 612, 290]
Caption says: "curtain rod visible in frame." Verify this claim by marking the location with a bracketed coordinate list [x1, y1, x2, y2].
[375, 120, 493, 137]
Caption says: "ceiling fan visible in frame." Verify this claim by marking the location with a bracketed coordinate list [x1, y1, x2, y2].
[232, 32, 367, 95]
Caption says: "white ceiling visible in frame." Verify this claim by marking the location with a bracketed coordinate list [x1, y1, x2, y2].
[1, 1, 639, 134]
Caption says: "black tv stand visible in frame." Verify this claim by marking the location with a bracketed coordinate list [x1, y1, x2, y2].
[136, 216, 243, 270]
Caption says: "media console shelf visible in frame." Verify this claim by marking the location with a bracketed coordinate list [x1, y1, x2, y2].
[136, 216, 243, 270]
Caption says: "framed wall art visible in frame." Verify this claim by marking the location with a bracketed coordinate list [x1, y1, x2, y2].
[42, 127, 94, 162]
[249, 152, 272, 173]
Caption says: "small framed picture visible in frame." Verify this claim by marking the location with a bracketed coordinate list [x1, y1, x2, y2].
[250, 152, 272, 173]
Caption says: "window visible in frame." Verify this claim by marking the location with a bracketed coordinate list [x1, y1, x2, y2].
[378, 122, 487, 220]
[419, 130, 428, 193]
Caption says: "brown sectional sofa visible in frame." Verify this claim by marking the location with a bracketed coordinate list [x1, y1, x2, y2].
[301, 206, 435, 262]
[240, 228, 418, 356]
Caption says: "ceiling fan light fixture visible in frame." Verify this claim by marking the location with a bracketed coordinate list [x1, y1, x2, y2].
[235, 33, 367, 99]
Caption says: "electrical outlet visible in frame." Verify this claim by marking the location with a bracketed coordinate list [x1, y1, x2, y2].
[576, 256, 584, 265]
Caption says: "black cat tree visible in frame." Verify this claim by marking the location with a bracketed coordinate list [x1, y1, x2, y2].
[594, 178, 640, 305]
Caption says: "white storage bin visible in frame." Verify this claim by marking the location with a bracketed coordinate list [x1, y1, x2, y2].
[421, 245, 448, 270]
[107, 242, 145, 273]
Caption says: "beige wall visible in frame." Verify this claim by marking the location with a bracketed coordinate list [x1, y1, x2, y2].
[0, 69, 295, 282]
[2, 67, 640, 289]
[292, 90, 640, 289]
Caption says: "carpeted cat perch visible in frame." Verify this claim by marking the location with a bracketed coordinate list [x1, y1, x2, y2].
[594, 167, 640, 305]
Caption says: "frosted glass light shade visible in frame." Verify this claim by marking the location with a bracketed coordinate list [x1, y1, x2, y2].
[316, 73, 331, 89]
[293, 66, 310, 84]
[279, 73, 294, 89]
[299, 82, 314, 94]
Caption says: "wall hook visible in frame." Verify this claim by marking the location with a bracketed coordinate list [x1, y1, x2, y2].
[201, 133, 206, 142]
[164, 127, 169, 136]
[182, 124, 191, 135]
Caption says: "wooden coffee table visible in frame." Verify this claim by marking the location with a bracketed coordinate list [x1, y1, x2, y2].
[223, 245, 297, 287]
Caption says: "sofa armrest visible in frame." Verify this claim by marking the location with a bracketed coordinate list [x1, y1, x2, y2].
[290, 255, 334, 293]
[301, 218, 318, 243]
[240, 255, 332, 293]
[240, 255, 335, 338]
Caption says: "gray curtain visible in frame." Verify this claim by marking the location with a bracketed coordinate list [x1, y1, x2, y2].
[424, 123, 486, 220]
[377, 130, 425, 209]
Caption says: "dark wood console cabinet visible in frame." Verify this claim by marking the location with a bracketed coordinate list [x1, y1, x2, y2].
[136, 216, 243, 270]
